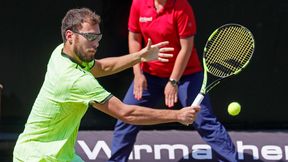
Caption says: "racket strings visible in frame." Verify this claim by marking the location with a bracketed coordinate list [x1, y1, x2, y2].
[210, 28, 245, 73]
[205, 25, 254, 77]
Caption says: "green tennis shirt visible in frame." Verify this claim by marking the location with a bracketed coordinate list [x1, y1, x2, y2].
[13, 44, 112, 162]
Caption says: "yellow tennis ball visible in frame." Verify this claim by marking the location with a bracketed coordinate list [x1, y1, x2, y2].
[228, 102, 241, 116]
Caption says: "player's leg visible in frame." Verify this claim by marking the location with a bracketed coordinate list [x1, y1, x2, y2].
[108, 73, 164, 162]
[178, 72, 238, 162]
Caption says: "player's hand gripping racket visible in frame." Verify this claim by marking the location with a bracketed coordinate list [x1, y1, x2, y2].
[191, 23, 255, 106]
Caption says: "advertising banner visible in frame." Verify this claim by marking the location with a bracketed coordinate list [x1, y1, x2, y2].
[76, 130, 288, 162]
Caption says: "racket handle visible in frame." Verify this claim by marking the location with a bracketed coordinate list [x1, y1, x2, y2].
[191, 93, 204, 106]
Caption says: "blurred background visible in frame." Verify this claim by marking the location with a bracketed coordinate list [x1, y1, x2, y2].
[0, 0, 288, 160]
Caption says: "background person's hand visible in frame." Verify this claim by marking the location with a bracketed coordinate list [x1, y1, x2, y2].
[139, 38, 174, 62]
[164, 82, 178, 108]
[177, 106, 200, 126]
[133, 73, 147, 100]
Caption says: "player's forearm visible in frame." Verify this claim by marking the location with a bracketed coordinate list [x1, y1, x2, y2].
[91, 53, 142, 77]
[92, 96, 197, 125]
[91, 33, 143, 77]
[92, 97, 180, 125]
[120, 105, 179, 125]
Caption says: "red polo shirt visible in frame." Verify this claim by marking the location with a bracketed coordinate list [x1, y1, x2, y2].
[128, 0, 202, 78]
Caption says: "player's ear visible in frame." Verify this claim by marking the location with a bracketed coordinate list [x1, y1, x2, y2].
[65, 30, 74, 44]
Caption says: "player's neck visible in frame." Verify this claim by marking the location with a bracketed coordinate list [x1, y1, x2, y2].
[63, 43, 83, 66]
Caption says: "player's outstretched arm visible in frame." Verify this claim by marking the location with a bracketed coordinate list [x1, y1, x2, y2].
[91, 39, 174, 77]
[90, 96, 199, 125]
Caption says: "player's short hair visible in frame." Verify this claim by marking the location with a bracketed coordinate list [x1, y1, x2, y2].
[61, 8, 101, 42]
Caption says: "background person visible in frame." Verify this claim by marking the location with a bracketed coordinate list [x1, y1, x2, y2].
[109, 0, 238, 161]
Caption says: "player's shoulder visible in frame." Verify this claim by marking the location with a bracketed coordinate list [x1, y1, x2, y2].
[48, 43, 65, 65]
[51, 43, 64, 57]
[47, 44, 86, 84]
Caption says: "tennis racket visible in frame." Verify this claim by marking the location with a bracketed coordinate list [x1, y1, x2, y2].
[191, 23, 255, 106]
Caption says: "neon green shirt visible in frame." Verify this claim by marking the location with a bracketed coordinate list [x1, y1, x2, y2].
[13, 44, 112, 162]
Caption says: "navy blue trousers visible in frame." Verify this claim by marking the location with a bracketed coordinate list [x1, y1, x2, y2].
[108, 72, 238, 162]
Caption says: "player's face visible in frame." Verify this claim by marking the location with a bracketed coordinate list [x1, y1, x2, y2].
[73, 22, 102, 62]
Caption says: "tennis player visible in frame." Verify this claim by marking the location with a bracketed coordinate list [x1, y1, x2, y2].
[12, 7, 199, 162]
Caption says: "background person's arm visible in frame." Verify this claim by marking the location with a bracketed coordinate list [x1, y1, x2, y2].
[165, 36, 195, 107]
[129, 32, 143, 78]
[169, 36, 194, 82]
[129, 31, 148, 100]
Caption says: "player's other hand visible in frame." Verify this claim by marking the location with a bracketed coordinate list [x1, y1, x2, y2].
[177, 106, 200, 126]
[139, 38, 174, 62]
